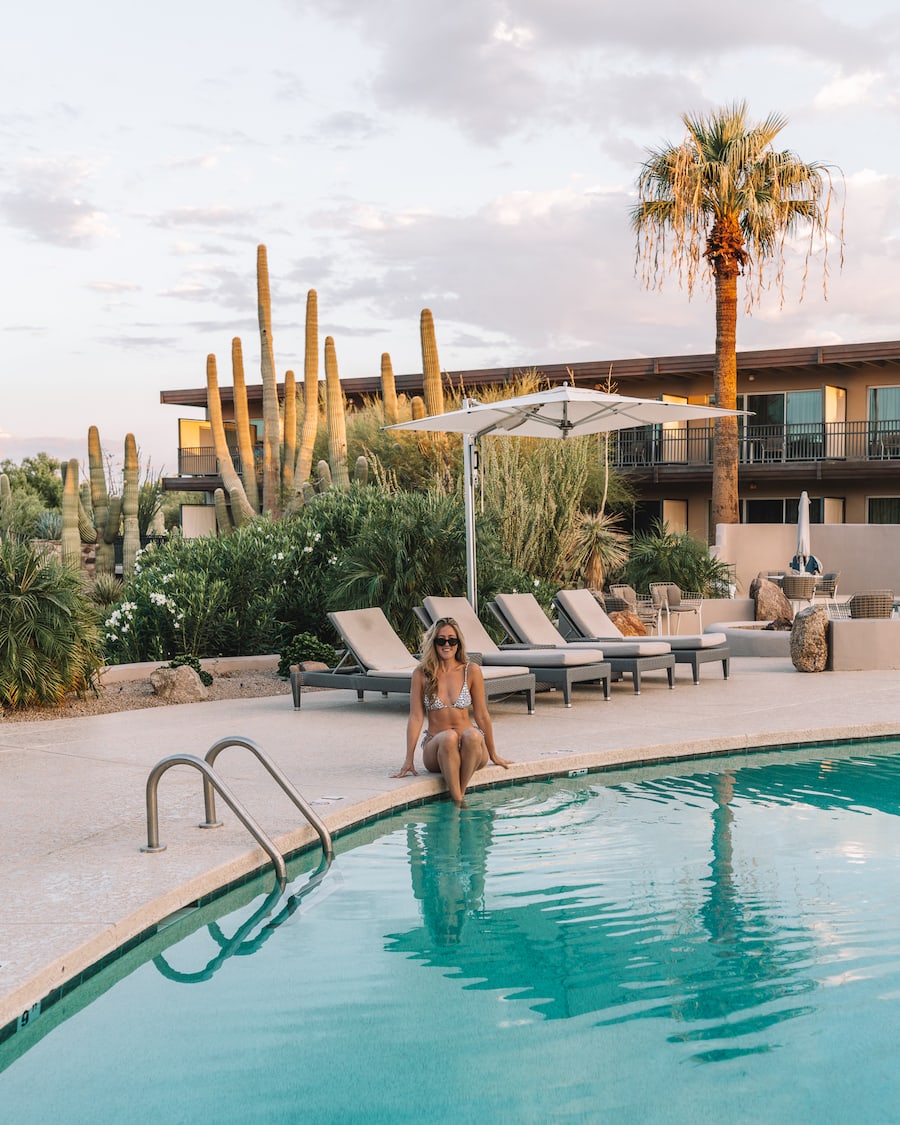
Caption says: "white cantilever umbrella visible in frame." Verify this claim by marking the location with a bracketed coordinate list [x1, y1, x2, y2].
[388, 384, 747, 609]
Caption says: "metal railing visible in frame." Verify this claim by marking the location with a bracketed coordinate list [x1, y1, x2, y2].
[142, 736, 333, 889]
[613, 420, 900, 468]
[177, 446, 264, 477]
[175, 421, 900, 475]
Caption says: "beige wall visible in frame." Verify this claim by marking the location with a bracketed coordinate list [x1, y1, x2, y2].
[714, 523, 900, 597]
[181, 504, 217, 538]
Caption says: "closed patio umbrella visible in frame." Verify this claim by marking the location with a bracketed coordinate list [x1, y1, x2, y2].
[790, 490, 821, 574]
[388, 384, 747, 609]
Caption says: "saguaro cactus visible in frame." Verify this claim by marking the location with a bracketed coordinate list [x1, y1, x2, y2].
[295, 288, 320, 488]
[380, 352, 399, 425]
[282, 368, 297, 499]
[88, 426, 115, 574]
[420, 308, 445, 417]
[214, 488, 234, 536]
[324, 336, 350, 488]
[205, 353, 256, 525]
[231, 337, 260, 513]
[257, 244, 282, 515]
[121, 434, 140, 576]
[61, 459, 82, 568]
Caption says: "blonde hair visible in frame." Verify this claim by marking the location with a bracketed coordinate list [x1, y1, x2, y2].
[420, 617, 469, 701]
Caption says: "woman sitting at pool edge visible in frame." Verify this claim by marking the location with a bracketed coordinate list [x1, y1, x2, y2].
[392, 616, 511, 805]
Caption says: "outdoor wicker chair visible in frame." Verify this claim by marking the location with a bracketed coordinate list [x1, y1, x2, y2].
[848, 591, 894, 619]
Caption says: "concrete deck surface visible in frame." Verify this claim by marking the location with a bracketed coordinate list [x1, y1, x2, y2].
[2, 654, 899, 1032]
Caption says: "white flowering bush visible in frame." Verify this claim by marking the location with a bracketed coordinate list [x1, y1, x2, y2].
[102, 485, 543, 663]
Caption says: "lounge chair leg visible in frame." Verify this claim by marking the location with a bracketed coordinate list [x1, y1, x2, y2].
[291, 671, 303, 710]
[667, 666, 675, 689]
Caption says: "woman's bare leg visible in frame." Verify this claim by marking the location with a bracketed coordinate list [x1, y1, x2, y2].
[423, 731, 465, 805]
[458, 729, 489, 798]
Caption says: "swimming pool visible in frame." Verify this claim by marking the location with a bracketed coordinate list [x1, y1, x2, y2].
[3, 741, 900, 1123]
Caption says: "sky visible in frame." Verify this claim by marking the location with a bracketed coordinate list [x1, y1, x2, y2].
[2, 0, 899, 477]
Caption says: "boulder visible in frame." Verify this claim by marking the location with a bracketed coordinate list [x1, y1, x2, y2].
[609, 610, 647, 637]
[149, 665, 209, 703]
[750, 576, 794, 623]
[790, 605, 830, 672]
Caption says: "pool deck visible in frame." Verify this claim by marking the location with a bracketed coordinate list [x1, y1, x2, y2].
[2, 653, 899, 1032]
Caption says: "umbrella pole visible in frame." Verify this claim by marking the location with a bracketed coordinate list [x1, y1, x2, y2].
[464, 434, 478, 611]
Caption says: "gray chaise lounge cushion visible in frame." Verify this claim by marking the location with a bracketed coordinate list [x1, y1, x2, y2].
[553, 589, 724, 652]
[422, 596, 606, 667]
[494, 592, 671, 658]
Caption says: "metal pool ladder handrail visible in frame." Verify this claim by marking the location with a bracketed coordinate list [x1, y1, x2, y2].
[202, 735, 333, 860]
[142, 736, 334, 890]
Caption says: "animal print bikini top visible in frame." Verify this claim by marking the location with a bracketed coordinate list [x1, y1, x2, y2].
[425, 662, 472, 711]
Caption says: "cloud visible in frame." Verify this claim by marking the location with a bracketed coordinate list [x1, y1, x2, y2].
[303, 0, 888, 143]
[814, 69, 887, 111]
[148, 204, 257, 230]
[0, 157, 114, 247]
[86, 280, 142, 294]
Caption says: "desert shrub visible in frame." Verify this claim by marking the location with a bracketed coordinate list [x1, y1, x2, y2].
[88, 572, 123, 611]
[0, 453, 63, 509]
[277, 632, 338, 677]
[166, 653, 213, 686]
[0, 489, 46, 540]
[0, 539, 103, 708]
[620, 519, 734, 596]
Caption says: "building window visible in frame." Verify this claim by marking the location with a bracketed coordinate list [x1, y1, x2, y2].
[869, 498, 900, 524]
[869, 386, 900, 424]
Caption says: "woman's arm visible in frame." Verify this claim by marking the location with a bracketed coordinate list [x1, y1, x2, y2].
[468, 663, 511, 768]
[393, 667, 425, 777]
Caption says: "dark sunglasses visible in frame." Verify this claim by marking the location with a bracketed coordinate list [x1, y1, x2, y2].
[435, 636, 460, 648]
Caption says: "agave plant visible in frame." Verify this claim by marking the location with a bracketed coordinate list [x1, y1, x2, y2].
[33, 509, 63, 540]
[562, 510, 631, 590]
[0, 539, 103, 708]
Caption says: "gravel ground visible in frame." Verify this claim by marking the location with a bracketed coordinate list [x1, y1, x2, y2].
[0, 669, 292, 723]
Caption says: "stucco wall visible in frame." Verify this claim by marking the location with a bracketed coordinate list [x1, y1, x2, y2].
[714, 523, 900, 597]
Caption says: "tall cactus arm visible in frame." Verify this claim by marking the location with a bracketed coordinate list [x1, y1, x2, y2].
[380, 352, 399, 424]
[282, 368, 297, 499]
[420, 308, 445, 417]
[231, 337, 260, 513]
[295, 288, 320, 486]
[257, 244, 282, 515]
[324, 335, 350, 489]
[206, 353, 256, 523]
[61, 459, 82, 568]
[121, 433, 140, 577]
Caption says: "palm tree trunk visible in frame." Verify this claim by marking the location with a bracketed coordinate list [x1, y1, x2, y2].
[711, 266, 740, 532]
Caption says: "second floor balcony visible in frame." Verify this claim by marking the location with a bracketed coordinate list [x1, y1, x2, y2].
[614, 421, 900, 469]
[170, 420, 900, 490]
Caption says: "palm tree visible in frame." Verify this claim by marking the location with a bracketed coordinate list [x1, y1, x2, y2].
[632, 102, 843, 530]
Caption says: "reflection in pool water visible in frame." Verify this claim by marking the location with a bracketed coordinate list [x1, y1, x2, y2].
[3, 743, 900, 1123]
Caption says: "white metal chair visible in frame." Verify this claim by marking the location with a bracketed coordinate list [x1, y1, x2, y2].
[649, 583, 703, 634]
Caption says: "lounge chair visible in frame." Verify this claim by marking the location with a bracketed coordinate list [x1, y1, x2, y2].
[419, 596, 612, 707]
[552, 588, 730, 685]
[291, 607, 536, 712]
[486, 592, 677, 695]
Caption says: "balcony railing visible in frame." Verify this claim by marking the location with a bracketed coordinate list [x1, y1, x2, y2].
[614, 421, 900, 468]
[176, 422, 900, 478]
[177, 447, 264, 477]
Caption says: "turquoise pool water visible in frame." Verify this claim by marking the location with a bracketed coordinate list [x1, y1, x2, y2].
[3, 742, 900, 1123]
